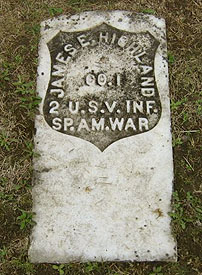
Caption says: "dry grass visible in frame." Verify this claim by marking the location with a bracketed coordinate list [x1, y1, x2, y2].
[0, 0, 202, 274]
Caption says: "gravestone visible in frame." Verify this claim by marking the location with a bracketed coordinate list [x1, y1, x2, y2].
[29, 11, 177, 262]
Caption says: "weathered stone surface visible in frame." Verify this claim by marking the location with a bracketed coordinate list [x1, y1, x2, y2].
[29, 11, 177, 263]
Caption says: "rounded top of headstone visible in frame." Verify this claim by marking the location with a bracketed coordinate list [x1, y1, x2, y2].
[41, 11, 166, 38]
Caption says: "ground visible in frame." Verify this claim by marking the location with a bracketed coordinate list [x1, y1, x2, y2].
[0, 0, 201, 274]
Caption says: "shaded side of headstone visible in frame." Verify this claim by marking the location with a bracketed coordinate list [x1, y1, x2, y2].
[29, 11, 177, 263]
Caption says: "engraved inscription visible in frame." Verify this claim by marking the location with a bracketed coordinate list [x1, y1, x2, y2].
[85, 73, 122, 87]
[43, 24, 161, 151]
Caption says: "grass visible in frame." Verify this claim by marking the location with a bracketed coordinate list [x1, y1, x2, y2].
[0, 0, 201, 274]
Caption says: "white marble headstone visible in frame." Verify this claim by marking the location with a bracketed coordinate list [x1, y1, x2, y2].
[29, 11, 177, 262]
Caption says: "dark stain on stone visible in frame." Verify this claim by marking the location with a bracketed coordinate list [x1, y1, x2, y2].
[44, 24, 51, 30]
[42, 168, 51, 173]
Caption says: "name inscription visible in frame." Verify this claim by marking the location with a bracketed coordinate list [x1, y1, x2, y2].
[43, 24, 161, 150]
